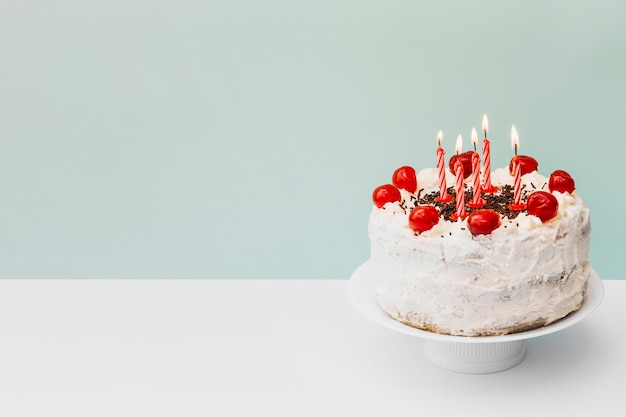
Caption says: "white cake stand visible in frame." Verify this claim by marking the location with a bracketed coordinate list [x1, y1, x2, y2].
[348, 260, 604, 374]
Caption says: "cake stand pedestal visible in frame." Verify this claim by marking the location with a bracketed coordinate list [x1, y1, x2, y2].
[424, 339, 526, 374]
[348, 260, 604, 374]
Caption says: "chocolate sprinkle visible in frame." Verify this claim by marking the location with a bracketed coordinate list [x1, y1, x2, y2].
[410, 184, 529, 222]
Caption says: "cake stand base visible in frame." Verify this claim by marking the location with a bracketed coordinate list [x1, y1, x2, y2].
[424, 340, 527, 374]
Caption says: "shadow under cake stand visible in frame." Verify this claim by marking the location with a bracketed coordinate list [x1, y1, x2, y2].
[348, 260, 604, 374]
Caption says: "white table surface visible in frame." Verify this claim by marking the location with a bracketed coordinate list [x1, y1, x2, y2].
[0, 279, 623, 417]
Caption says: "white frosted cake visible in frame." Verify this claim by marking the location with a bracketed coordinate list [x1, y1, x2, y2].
[369, 161, 591, 336]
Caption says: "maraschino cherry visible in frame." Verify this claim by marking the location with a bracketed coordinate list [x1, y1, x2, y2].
[449, 151, 473, 179]
[549, 170, 575, 194]
[527, 191, 558, 222]
[372, 184, 401, 208]
[508, 155, 538, 176]
[408, 206, 439, 232]
[392, 166, 418, 193]
[467, 209, 501, 235]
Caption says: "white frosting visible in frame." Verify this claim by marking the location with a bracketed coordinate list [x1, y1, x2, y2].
[369, 167, 591, 336]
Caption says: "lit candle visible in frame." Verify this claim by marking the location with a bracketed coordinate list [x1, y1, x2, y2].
[435, 131, 453, 203]
[481, 114, 498, 193]
[509, 125, 526, 211]
[451, 135, 467, 220]
[468, 128, 485, 207]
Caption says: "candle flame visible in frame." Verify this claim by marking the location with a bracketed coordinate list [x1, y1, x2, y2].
[471, 128, 478, 148]
[482, 114, 489, 134]
[511, 125, 519, 153]
[437, 130, 443, 146]
[455, 134, 463, 154]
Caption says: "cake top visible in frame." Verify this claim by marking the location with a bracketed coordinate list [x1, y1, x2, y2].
[371, 118, 580, 237]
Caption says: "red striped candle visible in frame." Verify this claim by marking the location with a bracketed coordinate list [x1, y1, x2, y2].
[509, 125, 526, 211]
[513, 157, 522, 204]
[451, 160, 467, 220]
[481, 115, 498, 193]
[435, 131, 452, 202]
[469, 150, 485, 207]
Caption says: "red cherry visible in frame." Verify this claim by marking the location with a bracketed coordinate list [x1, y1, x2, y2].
[449, 151, 473, 179]
[392, 166, 418, 193]
[372, 184, 401, 208]
[549, 170, 576, 194]
[408, 206, 440, 232]
[467, 209, 501, 235]
[527, 191, 559, 222]
[509, 155, 538, 176]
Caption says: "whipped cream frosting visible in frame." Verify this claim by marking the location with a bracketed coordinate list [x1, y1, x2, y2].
[369, 167, 591, 336]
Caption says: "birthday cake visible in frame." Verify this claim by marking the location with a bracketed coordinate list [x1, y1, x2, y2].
[369, 122, 591, 336]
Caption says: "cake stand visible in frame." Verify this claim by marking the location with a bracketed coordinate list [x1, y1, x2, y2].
[348, 260, 604, 374]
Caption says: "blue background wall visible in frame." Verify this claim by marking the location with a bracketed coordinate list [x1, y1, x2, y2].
[1, 0, 624, 279]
